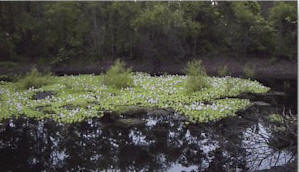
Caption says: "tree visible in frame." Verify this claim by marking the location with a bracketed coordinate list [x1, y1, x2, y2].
[270, 2, 297, 60]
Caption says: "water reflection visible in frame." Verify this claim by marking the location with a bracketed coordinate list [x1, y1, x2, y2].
[0, 104, 296, 172]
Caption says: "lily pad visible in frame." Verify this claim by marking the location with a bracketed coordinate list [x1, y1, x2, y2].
[0, 73, 270, 123]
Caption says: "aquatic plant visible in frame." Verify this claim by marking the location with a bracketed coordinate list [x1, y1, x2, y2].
[268, 113, 284, 123]
[16, 67, 53, 89]
[267, 111, 297, 153]
[0, 74, 15, 82]
[103, 59, 133, 89]
[217, 65, 229, 77]
[184, 59, 210, 93]
[243, 63, 256, 79]
[0, 72, 270, 123]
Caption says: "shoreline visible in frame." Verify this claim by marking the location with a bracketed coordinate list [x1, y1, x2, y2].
[0, 57, 297, 80]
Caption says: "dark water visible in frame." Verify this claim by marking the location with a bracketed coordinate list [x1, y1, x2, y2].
[0, 80, 297, 172]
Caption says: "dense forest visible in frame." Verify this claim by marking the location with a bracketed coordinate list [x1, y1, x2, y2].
[0, 1, 297, 66]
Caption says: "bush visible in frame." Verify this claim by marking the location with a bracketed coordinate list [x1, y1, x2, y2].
[16, 67, 53, 89]
[184, 59, 210, 93]
[217, 65, 229, 77]
[243, 63, 256, 79]
[270, 2, 297, 60]
[103, 59, 133, 89]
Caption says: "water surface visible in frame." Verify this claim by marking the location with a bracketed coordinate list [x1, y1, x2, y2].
[0, 79, 297, 172]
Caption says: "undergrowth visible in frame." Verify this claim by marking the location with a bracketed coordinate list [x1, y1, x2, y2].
[103, 59, 133, 89]
[16, 67, 53, 89]
[243, 64, 256, 79]
[217, 65, 229, 77]
[184, 59, 210, 93]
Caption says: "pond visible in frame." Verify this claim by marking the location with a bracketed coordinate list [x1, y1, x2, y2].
[0, 79, 297, 172]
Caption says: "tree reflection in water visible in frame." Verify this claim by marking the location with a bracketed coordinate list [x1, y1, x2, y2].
[0, 108, 296, 172]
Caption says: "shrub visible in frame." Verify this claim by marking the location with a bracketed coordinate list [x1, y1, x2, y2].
[217, 65, 229, 77]
[243, 64, 256, 79]
[184, 59, 210, 93]
[103, 59, 133, 89]
[16, 67, 53, 89]
[268, 113, 284, 123]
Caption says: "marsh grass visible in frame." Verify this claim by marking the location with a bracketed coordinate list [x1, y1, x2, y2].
[0, 72, 270, 123]
[103, 59, 133, 89]
[184, 59, 210, 93]
[217, 65, 229, 77]
[16, 67, 53, 89]
[243, 64, 256, 79]
[224, 77, 235, 94]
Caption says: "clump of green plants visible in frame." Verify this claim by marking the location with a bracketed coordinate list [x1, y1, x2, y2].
[267, 111, 297, 152]
[0, 61, 19, 68]
[184, 59, 210, 93]
[16, 67, 53, 89]
[217, 65, 229, 77]
[103, 59, 133, 89]
[243, 64, 256, 79]
[0, 74, 20, 82]
[268, 113, 284, 123]
[0, 72, 269, 123]
[224, 77, 235, 94]
[0, 75, 10, 82]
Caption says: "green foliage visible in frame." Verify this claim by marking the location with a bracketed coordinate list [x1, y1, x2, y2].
[268, 113, 284, 123]
[184, 59, 210, 93]
[0, 73, 269, 123]
[51, 48, 72, 66]
[270, 2, 297, 59]
[232, 2, 260, 24]
[0, 2, 297, 63]
[224, 77, 234, 94]
[267, 112, 297, 150]
[217, 65, 229, 77]
[0, 74, 19, 82]
[228, 2, 278, 55]
[132, 3, 187, 60]
[0, 75, 11, 82]
[16, 67, 53, 89]
[103, 59, 133, 89]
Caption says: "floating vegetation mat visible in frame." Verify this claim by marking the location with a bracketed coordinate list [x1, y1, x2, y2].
[0, 73, 269, 123]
